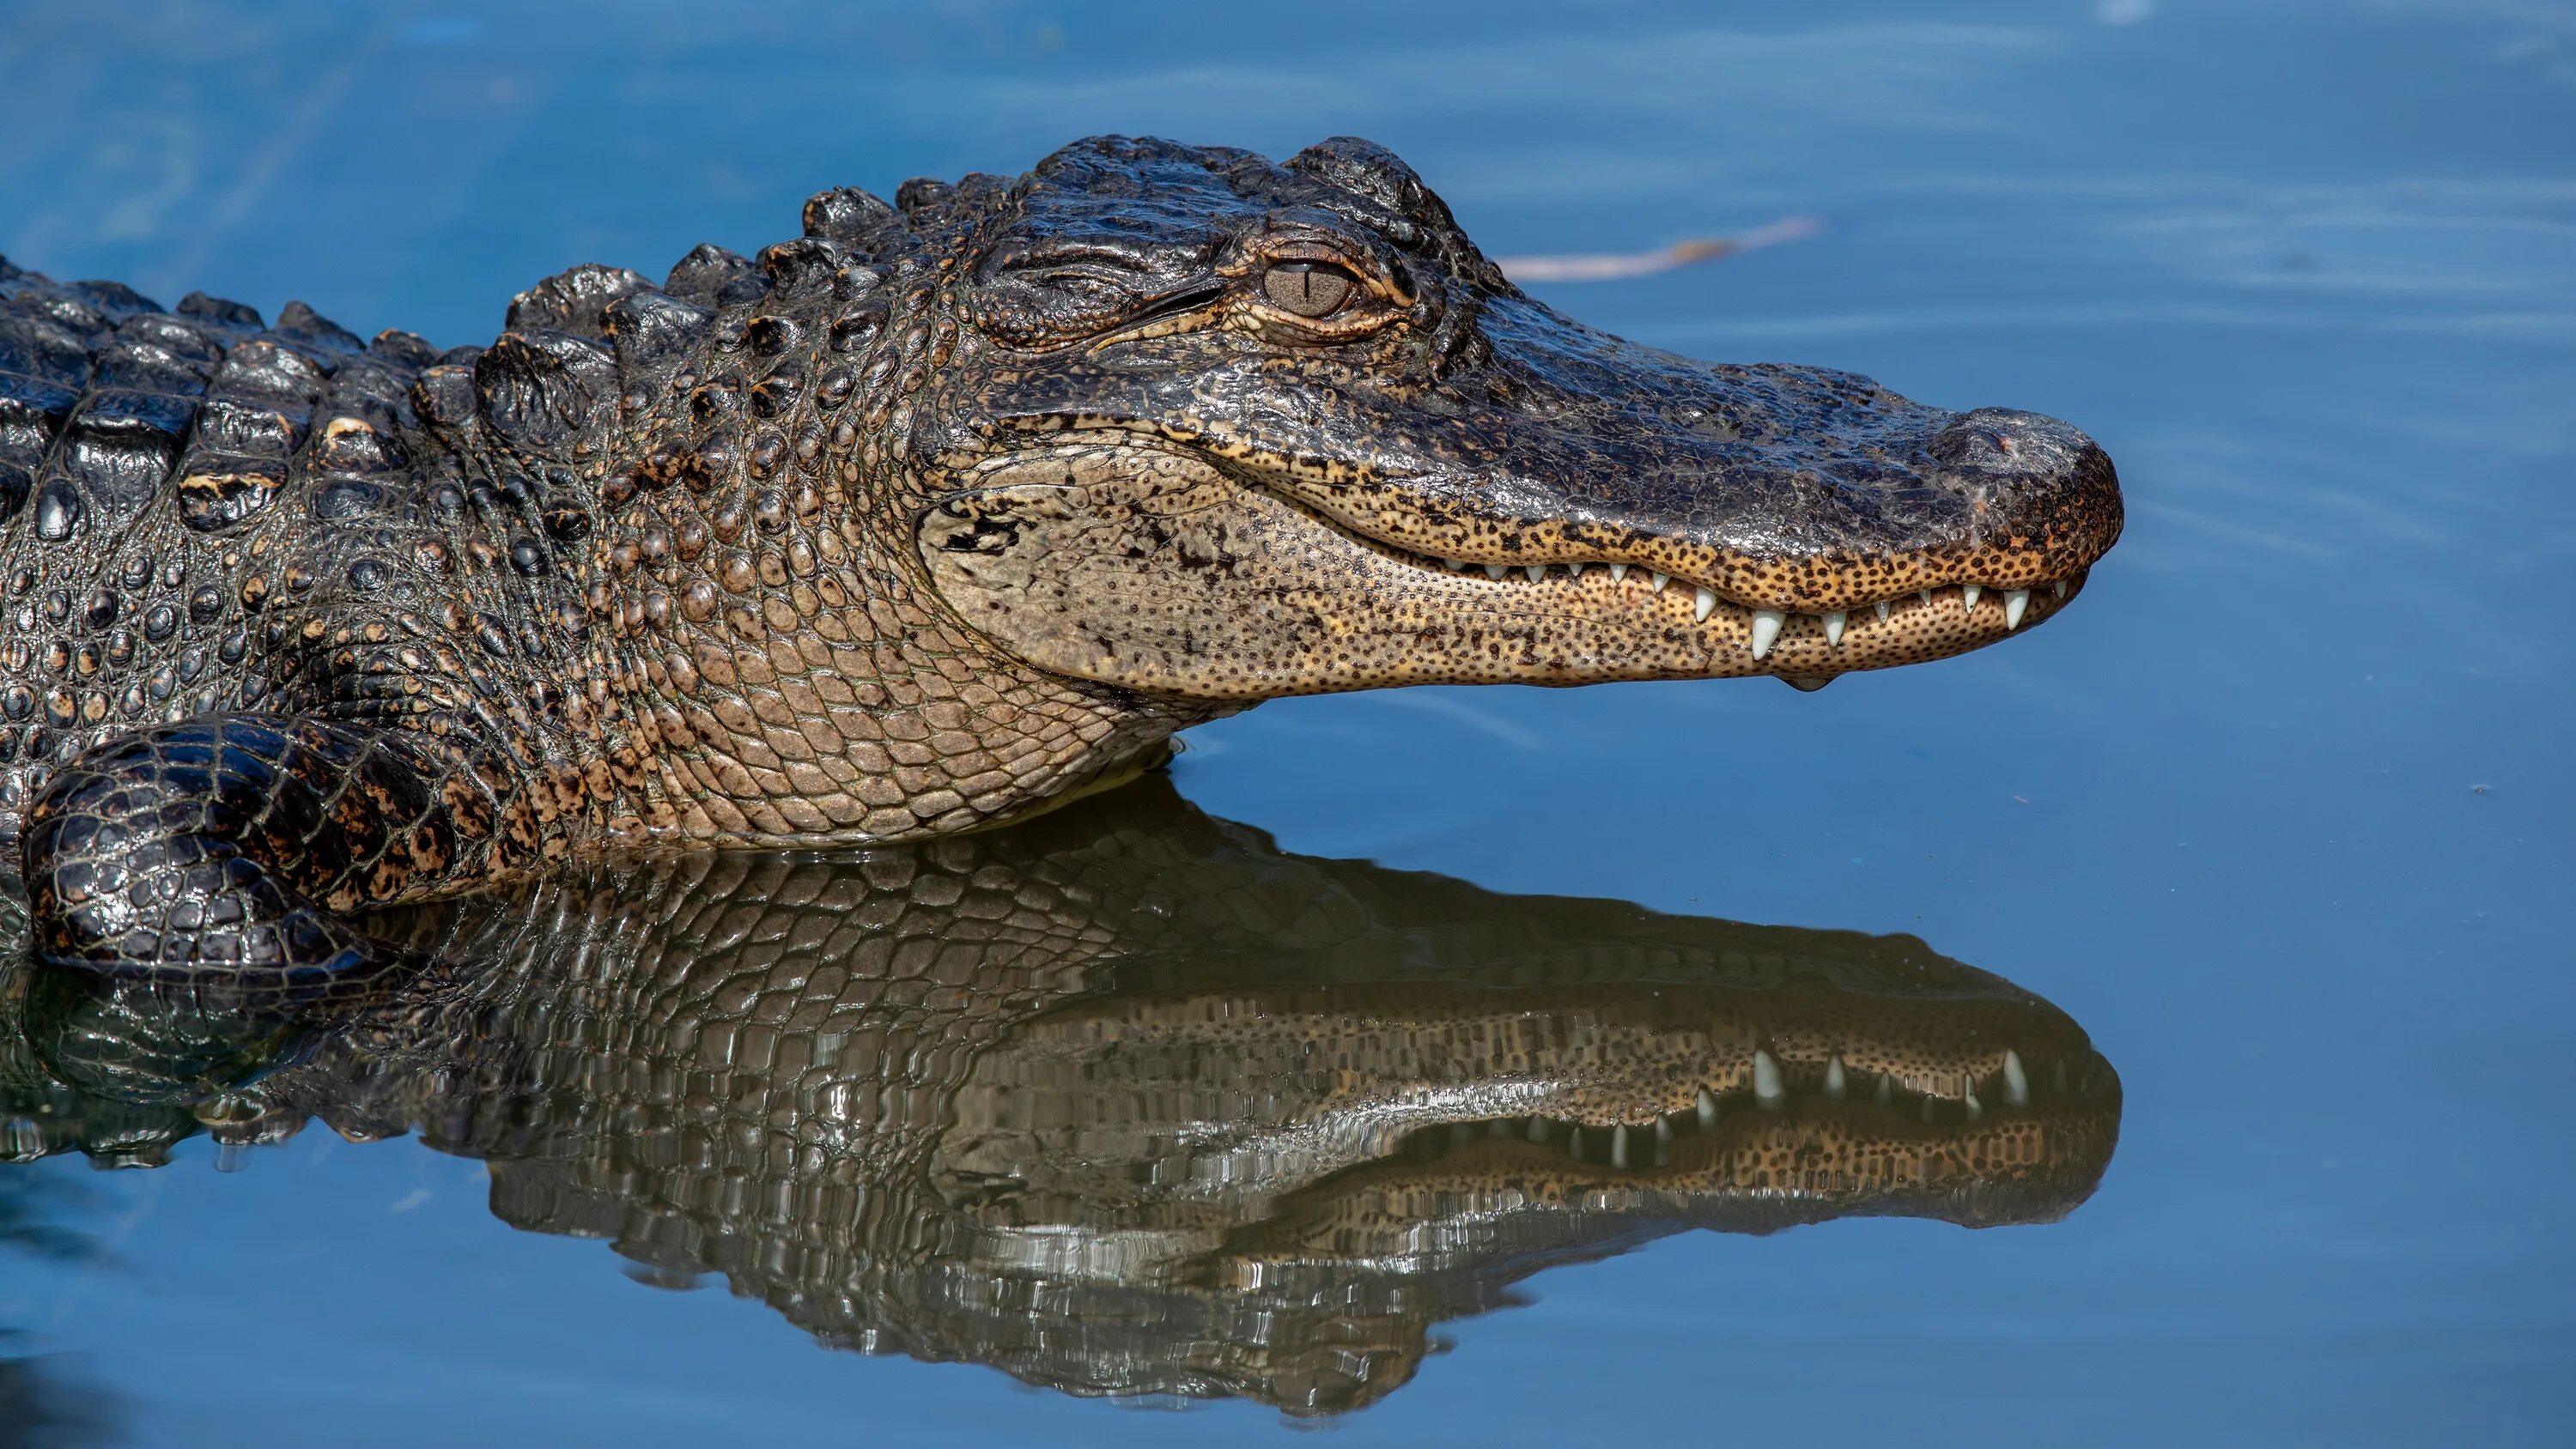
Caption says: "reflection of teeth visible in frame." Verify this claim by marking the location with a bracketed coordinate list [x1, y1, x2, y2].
[1752, 1048, 1787, 1108]
[2003, 589, 2028, 629]
[2054, 579, 2068, 599]
[1693, 586, 1717, 623]
[1823, 610, 1845, 646]
[1394, 1049, 2075, 1176]
[1749, 609, 1784, 659]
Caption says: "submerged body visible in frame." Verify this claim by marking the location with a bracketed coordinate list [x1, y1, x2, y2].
[0, 136, 2121, 975]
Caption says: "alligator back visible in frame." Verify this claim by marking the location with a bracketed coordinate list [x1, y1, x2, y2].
[0, 256, 588, 845]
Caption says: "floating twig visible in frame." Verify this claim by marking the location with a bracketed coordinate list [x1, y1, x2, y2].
[1496, 215, 1822, 282]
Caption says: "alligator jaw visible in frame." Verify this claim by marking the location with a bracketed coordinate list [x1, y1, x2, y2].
[920, 433, 2104, 698]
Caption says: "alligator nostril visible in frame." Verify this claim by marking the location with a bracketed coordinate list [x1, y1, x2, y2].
[1928, 407, 2092, 475]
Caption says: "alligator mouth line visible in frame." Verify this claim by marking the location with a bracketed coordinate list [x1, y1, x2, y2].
[1376, 538, 2087, 663]
[1168, 447, 2099, 670]
[1381, 1044, 2110, 1177]
[1266, 482, 2094, 676]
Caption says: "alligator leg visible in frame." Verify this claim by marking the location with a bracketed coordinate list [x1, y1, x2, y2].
[20, 715, 486, 980]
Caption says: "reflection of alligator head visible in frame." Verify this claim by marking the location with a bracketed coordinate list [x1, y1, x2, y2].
[0, 776, 2120, 1415]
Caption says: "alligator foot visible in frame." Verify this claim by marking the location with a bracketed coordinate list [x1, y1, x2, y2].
[21, 714, 474, 982]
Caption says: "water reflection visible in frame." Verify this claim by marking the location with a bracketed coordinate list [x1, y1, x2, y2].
[0, 778, 2119, 1415]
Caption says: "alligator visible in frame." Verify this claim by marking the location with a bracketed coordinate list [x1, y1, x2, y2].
[0, 135, 2123, 979]
[0, 778, 2121, 1415]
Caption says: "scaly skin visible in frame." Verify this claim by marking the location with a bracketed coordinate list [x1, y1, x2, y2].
[0, 779, 2120, 1415]
[0, 136, 2122, 978]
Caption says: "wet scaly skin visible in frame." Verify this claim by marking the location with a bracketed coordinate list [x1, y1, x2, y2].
[0, 136, 2119, 978]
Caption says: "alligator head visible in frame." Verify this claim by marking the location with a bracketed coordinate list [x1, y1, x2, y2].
[893, 136, 2121, 700]
[0, 778, 2120, 1415]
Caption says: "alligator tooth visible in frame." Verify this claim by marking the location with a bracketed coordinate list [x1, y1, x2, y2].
[2003, 589, 2029, 630]
[2002, 1049, 2029, 1106]
[1524, 565, 1547, 583]
[1692, 586, 1717, 623]
[1649, 572, 1669, 592]
[1822, 611, 1846, 646]
[1695, 1086, 1718, 1128]
[1608, 562, 1628, 582]
[1748, 609, 1785, 659]
[1528, 1117, 1551, 1143]
[1822, 1055, 1848, 1100]
[1874, 601, 1891, 623]
[1610, 1125, 1630, 1170]
[1565, 561, 1585, 579]
[2054, 579, 2068, 599]
[1484, 563, 1509, 579]
[1962, 1087, 1983, 1123]
[1443, 558, 1467, 570]
[1961, 584, 1982, 609]
[1751, 1048, 1787, 1109]
[1919, 590, 1935, 607]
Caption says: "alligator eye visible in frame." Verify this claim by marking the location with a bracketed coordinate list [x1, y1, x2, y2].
[1261, 260, 1358, 318]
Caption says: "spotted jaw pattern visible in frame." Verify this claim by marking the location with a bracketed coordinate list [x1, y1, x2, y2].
[1373, 529, 2097, 686]
[921, 439, 2105, 701]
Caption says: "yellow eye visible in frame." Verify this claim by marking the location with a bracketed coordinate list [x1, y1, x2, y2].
[1261, 260, 1358, 318]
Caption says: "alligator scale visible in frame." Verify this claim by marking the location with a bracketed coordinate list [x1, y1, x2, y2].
[0, 136, 2122, 978]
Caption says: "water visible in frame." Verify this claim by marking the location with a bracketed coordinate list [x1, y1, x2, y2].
[0, 1, 2568, 1442]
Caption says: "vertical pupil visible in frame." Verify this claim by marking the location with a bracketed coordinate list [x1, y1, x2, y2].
[1268, 262, 1351, 316]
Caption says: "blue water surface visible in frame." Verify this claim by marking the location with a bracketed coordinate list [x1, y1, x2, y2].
[2, 2, 2571, 1444]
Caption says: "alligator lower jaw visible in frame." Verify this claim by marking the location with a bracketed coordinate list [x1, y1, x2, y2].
[1352, 527, 2093, 683]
